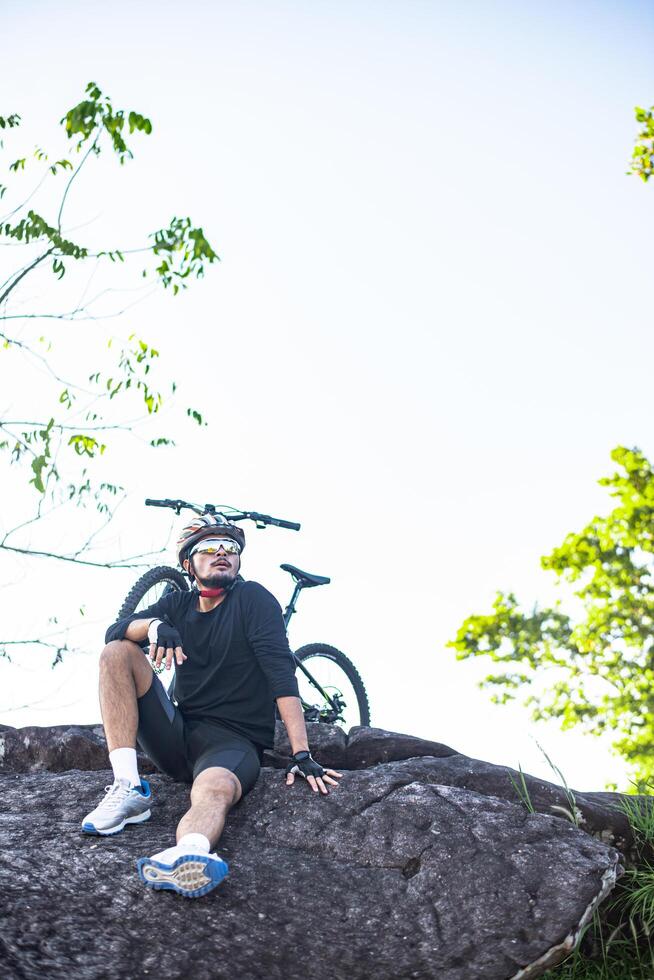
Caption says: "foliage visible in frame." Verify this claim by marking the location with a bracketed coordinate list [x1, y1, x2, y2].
[628, 106, 654, 182]
[542, 919, 654, 979]
[0, 82, 219, 660]
[542, 788, 654, 979]
[449, 446, 654, 782]
[507, 763, 536, 814]
[0, 81, 217, 528]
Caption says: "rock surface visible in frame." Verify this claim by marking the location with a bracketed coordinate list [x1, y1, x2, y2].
[0, 722, 637, 856]
[0, 722, 156, 775]
[0, 724, 623, 980]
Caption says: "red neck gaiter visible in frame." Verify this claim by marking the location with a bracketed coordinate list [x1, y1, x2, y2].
[198, 588, 226, 598]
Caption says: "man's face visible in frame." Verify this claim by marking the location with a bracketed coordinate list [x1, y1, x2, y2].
[186, 537, 240, 589]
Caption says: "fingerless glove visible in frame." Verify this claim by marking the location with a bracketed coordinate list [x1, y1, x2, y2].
[285, 750, 325, 779]
[148, 619, 183, 649]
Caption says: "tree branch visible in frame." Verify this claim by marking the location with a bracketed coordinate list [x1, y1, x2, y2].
[1, 420, 130, 432]
[57, 136, 99, 231]
[71, 493, 127, 558]
[0, 168, 51, 225]
[0, 424, 39, 460]
[0, 248, 54, 307]
[0, 282, 158, 323]
[0, 331, 99, 392]
[0, 498, 70, 545]
[0, 542, 165, 569]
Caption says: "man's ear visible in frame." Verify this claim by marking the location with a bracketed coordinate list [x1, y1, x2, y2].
[183, 557, 193, 578]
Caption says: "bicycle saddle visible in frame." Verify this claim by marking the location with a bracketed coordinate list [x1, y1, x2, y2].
[280, 563, 330, 588]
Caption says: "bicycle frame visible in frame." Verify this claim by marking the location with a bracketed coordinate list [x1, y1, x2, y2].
[282, 580, 346, 723]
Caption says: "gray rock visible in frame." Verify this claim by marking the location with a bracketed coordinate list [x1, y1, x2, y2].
[0, 723, 155, 774]
[0, 754, 620, 979]
[264, 719, 349, 768]
[0, 722, 636, 857]
[346, 725, 462, 768]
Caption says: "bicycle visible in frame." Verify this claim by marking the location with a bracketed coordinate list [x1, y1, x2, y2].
[117, 497, 370, 729]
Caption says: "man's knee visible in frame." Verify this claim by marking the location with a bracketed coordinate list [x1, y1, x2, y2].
[100, 640, 152, 691]
[192, 768, 242, 806]
[101, 638, 144, 662]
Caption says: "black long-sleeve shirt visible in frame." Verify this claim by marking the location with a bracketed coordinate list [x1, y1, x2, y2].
[105, 580, 299, 749]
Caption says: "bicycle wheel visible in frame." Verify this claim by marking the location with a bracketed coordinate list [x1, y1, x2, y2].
[117, 566, 190, 692]
[117, 566, 190, 619]
[294, 643, 370, 729]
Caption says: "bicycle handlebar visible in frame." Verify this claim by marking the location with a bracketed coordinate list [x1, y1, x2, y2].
[247, 511, 301, 531]
[144, 498, 301, 531]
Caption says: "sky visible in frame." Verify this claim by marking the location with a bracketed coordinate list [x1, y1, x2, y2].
[1, 0, 653, 790]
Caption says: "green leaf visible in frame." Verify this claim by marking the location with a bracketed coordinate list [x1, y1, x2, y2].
[449, 444, 654, 784]
[60, 82, 152, 163]
[68, 434, 102, 457]
[628, 104, 654, 183]
[30, 455, 47, 493]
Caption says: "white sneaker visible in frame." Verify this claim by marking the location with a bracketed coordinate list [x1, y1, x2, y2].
[137, 843, 229, 898]
[82, 778, 152, 835]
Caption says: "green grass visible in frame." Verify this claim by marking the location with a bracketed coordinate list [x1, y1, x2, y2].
[507, 763, 536, 813]
[511, 750, 654, 978]
[617, 785, 654, 852]
[541, 806, 654, 978]
[541, 913, 654, 979]
[536, 741, 582, 828]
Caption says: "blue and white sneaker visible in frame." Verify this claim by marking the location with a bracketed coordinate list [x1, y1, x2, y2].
[137, 844, 229, 898]
[82, 778, 152, 835]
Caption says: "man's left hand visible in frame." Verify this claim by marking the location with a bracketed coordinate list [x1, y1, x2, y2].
[285, 750, 342, 795]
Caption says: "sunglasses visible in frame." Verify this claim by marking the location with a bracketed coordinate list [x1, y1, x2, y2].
[191, 539, 241, 557]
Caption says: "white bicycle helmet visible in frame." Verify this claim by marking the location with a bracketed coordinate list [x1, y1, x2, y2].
[176, 513, 245, 567]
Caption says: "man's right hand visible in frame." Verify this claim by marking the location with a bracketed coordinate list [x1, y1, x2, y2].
[147, 620, 187, 671]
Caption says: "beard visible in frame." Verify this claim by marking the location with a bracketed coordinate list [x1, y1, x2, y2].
[194, 565, 238, 590]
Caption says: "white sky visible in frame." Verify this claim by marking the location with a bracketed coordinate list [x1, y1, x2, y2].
[1, 0, 653, 790]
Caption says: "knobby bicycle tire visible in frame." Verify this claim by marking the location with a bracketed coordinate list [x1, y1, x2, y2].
[294, 642, 370, 728]
[117, 565, 190, 620]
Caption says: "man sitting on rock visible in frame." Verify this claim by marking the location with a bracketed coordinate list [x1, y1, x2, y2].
[82, 512, 342, 898]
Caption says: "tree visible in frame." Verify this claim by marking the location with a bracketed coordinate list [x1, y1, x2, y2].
[449, 107, 654, 784]
[0, 82, 218, 661]
[449, 446, 654, 782]
[628, 105, 654, 182]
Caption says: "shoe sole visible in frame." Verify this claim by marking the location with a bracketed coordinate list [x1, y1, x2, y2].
[82, 808, 151, 836]
[136, 854, 229, 898]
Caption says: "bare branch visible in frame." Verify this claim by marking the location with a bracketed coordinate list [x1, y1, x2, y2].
[74, 255, 101, 312]
[0, 332, 98, 392]
[0, 638, 68, 649]
[1, 420, 130, 432]
[0, 168, 51, 224]
[57, 136, 99, 231]
[71, 493, 127, 558]
[0, 542, 167, 569]
[0, 248, 54, 307]
[0, 250, 49, 293]
[0, 283, 158, 323]
[0, 497, 70, 545]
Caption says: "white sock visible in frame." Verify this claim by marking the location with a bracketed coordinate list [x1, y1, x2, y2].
[177, 833, 210, 854]
[109, 747, 141, 788]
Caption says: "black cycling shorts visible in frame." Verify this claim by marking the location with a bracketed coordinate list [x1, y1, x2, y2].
[136, 675, 262, 796]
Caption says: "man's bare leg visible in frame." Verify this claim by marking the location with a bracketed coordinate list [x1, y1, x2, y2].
[99, 639, 153, 751]
[136, 767, 239, 896]
[82, 640, 154, 835]
[176, 767, 242, 849]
